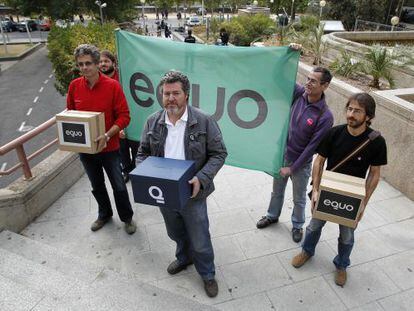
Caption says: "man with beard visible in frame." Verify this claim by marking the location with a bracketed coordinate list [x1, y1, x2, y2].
[99, 50, 140, 183]
[99, 50, 119, 81]
[67, 44, 136, 234]
[256, 65, 334, 243]
[136, 71, 227, 298]
[291, 93, 387, 287]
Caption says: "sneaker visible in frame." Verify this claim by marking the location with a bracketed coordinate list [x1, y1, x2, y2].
[124, 220, 137, 235]
[90, 217, 111, 232]
[335, 269, 347, 287]
[256, 216, 278, 229]
[291, 251, 311, 268]
[167, 260, 193, 275]
[204, 279, 218, 298]
[292, 228, 303, 243]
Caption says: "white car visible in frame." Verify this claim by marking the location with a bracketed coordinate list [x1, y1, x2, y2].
[186, 16, 201, 26]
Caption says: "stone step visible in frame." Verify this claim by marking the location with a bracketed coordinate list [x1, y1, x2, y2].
[0, 231, 218, 310]
[0, 248, 79, 299]
[0, 274, 45, 311]
[0, 230, 102, 283]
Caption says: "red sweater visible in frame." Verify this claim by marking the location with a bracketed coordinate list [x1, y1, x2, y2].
[66, 73, 130, 152]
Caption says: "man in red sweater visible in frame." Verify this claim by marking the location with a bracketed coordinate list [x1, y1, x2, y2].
[67, 44, 136, 234]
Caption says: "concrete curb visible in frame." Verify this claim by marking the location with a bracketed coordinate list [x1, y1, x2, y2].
[0, 42, 43, 62]
[0, 150, 84, 233]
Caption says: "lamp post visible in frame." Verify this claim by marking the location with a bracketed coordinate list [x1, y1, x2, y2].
[140, 0, 146, 31]
[253, 0, 258, 6]
[290, 0, 295, 22]
[391, 16, 399, 31]
[319, 0, 326, 18]
[95, 0, 107, 25]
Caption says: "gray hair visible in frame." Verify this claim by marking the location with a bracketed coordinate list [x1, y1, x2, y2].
[74, 44, 100, 64]
[159, 71, 190, 96]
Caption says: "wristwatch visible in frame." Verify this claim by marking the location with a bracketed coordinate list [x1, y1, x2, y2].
[104, 133, 110, 142]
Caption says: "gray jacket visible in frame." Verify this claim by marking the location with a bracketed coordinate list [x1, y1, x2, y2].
[136, 105, 227, 199]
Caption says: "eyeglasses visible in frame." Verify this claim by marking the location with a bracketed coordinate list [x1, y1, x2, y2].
[306, 77, 323, 85]
[77, 61, 94, 67]
[346, 107, 365, 115]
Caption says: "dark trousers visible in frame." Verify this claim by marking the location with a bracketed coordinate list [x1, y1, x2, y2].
[119, 138, 140, 175]
[159, 199, 215, 281]
[79, 151, 133, 223]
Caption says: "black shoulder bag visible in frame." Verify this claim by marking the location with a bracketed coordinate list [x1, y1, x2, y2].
[307, 130, 381, 200]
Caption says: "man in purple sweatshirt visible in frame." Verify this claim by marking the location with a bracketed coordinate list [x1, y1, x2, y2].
[256, 66, 334, 243]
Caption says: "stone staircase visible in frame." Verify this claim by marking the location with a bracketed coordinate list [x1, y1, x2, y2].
[0, 230, 217, 311]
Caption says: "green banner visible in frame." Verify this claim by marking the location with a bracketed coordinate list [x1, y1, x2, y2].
[116, 30, 299, 175]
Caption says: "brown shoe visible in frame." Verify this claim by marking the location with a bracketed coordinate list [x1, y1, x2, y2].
[124, 220, 137, 235]
[204, 279, 218, 298]
[167, 260, 193, 275]
[335, 269, 347, 287]
[90, 217, 111, 232]
[291, 251, 311, 268]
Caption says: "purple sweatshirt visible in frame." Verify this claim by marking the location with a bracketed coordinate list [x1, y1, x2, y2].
[285, 84, 333, 173]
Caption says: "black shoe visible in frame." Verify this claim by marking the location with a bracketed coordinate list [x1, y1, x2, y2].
[256, 216, 278, 229]
[167, 260, 193, 275]
[123, 174, 130, 183]
[292, 228, 303, 243]
[204, 279, 218, 298]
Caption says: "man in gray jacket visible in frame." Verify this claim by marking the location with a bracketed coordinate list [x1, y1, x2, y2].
[136, 71, 227, 298]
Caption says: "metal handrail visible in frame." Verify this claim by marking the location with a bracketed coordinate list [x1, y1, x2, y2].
[0, 116, 58, 180]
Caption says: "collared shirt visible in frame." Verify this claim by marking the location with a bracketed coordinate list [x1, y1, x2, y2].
[164, 107, 188, 160]
[66, 73, 130, 152]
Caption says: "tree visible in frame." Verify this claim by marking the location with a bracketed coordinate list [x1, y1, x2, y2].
[362, 45, 397, 89]
[355, 0, 389, 24]
[327, 0, 356, 30]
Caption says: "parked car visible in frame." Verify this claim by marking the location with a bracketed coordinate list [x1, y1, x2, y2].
[1, 20, 17, 32]
[16, 20, 37, 32]
[185, 15, 201, 26]
[38, 19, 51, 31]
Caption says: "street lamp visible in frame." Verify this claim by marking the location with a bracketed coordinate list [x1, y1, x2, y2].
[140, 0, 146, 32]
[253, 0, 258, 6]
[391, 16, 399, 31]
[95, 0, 107, 25]
[319, 0, 326, 18]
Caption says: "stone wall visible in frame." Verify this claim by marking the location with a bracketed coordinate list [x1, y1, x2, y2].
[0, 151, 84, 232]
[298, 62, 414, 200]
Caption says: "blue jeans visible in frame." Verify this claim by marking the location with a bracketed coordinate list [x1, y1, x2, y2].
[266, 162, 311, 229]
[159, 198, 215, 281]
[79, 151, 133, 223]
[302, 218, 355, 270]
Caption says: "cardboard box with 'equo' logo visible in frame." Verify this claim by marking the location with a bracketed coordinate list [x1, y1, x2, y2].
[313, 171, 366, 228]
[56, 110, 105, 154]
[129, 157, 196, 210]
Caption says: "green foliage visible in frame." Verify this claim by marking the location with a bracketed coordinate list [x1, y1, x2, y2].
[7, 0, 138, 21]
[47, 22, 117, 95]
[221, 14, 275, 46]
[327, 0, 389, 31]
[329, 49, 363, 78]
[291, 21, 326, 65]
[293, 15, 320, 32]
[361, 45, 397, 89]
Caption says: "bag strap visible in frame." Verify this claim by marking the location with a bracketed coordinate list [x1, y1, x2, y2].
[331, 130, 381, 172]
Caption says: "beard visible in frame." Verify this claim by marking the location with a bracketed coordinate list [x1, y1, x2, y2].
[166, 106, 181, 116]
[347, 117, 365, 129]
[101, 66, 115, 75]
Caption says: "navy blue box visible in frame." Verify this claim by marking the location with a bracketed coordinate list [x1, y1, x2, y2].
[130, 156, 196, 209]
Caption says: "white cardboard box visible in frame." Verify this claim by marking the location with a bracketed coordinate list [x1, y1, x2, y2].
[56, 110, 105, 154]
[313, 170, 366, 228]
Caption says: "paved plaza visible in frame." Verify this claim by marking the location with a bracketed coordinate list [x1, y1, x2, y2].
[3, 164, 411, 310]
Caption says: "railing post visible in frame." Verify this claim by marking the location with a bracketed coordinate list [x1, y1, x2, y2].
[16, 144, 33, 180]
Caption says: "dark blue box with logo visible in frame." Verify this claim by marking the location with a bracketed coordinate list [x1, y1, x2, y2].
[130, 156, 196, 209]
